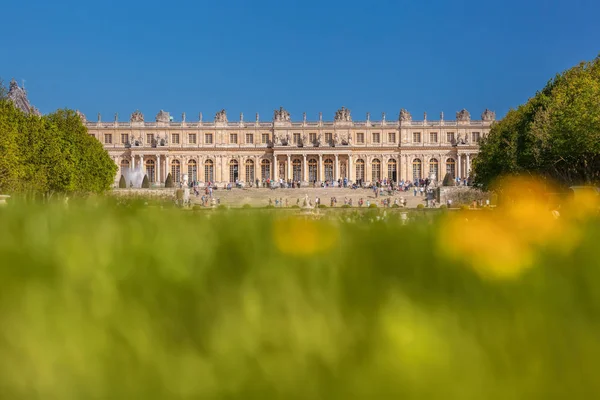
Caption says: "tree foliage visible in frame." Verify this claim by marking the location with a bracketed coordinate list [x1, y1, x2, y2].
[442, 173, 455, 187]
[0, 94, 117, 196]
[165, 173, 173, 188]
[141, 175, 150, 188]
[473, 55, 600, 190]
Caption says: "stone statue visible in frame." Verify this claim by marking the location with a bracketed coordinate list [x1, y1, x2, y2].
[333, 132, 339, 145]
[366, 112, 370, 122]
[399, 108, 412, 122]
[481, 109, 496, 121]
[301, 133, 307, 145]
[98, 112, 101, 122]
[114, 112, 118, 122]
[382, 112, 386, 123]
[130, 110, 144, 123]
[6, 78, 39, 115]
[285, 133, 290, 145]
[424, 112, 427, 121]
[319, 112, 323, 122]
[215, 109, 227, 123]
[240, 112, 244, 122]
[456, 109, 471, 122]
[273, 106, 290, 122]
[182, 112, 186, 122]
[316, 133, 322, 146]
[199, 112, 203, 122]
[440, 111, 444, 120]
[256, 112, 259, 122]
[303, 112, 307, 122]
[75, 110, 87, 123]
[334, 106, 351, 122]
[155, 110, 170, 123]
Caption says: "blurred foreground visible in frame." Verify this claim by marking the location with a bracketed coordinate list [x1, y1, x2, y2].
[0, 187, 599, 399]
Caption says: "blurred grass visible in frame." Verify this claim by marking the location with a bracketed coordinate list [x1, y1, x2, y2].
[0, 199, 599, 399]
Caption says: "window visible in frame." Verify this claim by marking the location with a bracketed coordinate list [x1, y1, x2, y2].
[372, 132, 380, 143]
[204, 160, 214, 182]
[120, 159, 130, 176]
[245, 133, 253, 144]
[188, 160, 197, 182]
[355, 159, 365, 182]
[412, 159, 422, 181]
[205, 133, 213, 144]
[171, 133, 180, 144]
[121, 134, 129, 145]
[245, 159, 254, 182]
[171, 160, 181, 183]
[293, 133, 301, 144]
[229, 159, 239, 182]
[325, 133, 333, 145]
[308, 159, 317, 182]
[261, 159, 271, 180]
[387, 159, 397, 182]
[229, 133, 238, 144]
[293, 159, 302, 182]
[472, 132, 481, 143]
[145, 159, 155, 183]
[309, 133, 316, 144]
[324, 159, 334, 182]
[446, 158, 456, 178]
[146, 134, 154, 145]
[388, 132, 396, 143]
[188, 134, 197, 144]
[262, 133, 269, 144]
[412, 132, 421, 143]
[104, 134, 112, 144]
[429, 158, 439, 179]
[429, 132, 438, 143]
[447, 132, 455, 143]
[372, 159, 381, 181]
[357, 133, 364, 144]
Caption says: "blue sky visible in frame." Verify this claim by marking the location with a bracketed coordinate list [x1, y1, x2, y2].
[2, 0, 599, 121]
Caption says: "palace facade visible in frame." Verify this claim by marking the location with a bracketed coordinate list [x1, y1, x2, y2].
[83, 107, 496, 186]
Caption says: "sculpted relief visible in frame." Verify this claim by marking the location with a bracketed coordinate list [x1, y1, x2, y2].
[155, 110, 170, 123]
[456, 109, 471, 122]
[481, 108, 496, 121]
[399, 108, 412, 122]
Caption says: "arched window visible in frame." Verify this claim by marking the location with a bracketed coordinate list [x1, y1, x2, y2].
[145, 159, 156, 183]
[387, 159, 397, 182]
[412, 158, 422, 181]
[120, 159, 130, 177]
[229, 159, 239, 182]
[372, 159, 381, 182]
[429, 158, 439, 180]
[356, 159, 365, 183]
[245, 159, 255, 183]
[187, 160, 197, 183]
[293, 159, 303, 182]
[308, 158, 317, 182]
[324, 158, 334, 182]
[204, 160, 214, 183]
[171, 160, 181, 183]
[446, 158, 456, 179]
[261, 159, 271, 180]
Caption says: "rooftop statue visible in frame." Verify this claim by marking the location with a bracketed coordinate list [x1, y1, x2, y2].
[7, 79, 40, 116]
[215, 109, 227, 123]
[399, 108, 412, 122]
[334, 106, 351, 122]
[130, 110, 144, 122]
[481, 108, 496, 121]
[456, 109, 471, 122]
[274, 106, 291, 122]
[75, 110, 87, 123]
[155, 110, 170, 123]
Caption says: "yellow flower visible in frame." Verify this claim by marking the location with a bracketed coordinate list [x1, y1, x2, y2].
[272, 217, 338, 256]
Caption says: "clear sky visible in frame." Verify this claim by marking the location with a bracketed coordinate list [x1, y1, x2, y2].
[2, 0, 599, 121]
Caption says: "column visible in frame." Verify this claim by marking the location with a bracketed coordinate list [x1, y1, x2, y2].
[303, 154, 308, 182]
[287, 154, 291, 181]
[348, 155, 353, 182]
[140, 155, 144, 176]
[318, 154, 323, 182]
[131, 155, 136, 171]
[334, 154, 339, 181]
[156, 155, 161, 184]
[466, 153, 471, 177]
[165, 155, 170, 181]
[457, 154, 462, 179]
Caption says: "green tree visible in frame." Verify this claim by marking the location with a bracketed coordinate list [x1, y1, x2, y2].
[119, 175, 127, 188]
[141, 175, 150, 188]
[473, 55, 600, 190]
[165, 173, 173, 188]
[442, 173, 455, 187]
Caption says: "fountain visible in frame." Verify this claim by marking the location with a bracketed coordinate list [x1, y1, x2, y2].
[123, 166, 146, 188]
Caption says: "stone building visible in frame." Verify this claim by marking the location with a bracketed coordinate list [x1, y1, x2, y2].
[85, 106, 496, 186]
